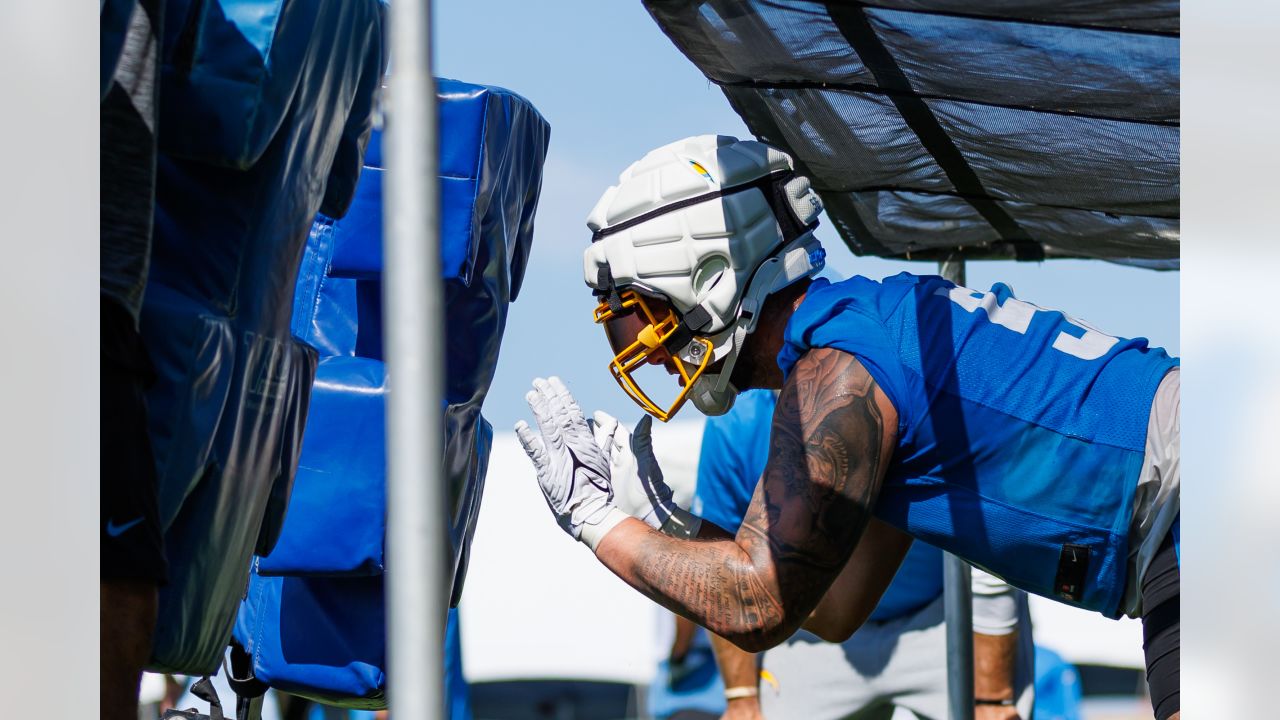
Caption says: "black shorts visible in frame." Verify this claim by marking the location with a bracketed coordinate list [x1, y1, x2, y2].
[1140, 526, 1179, 720]
[101, 296, 167, 584]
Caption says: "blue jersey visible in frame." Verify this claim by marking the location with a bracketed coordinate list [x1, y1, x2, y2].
[776, 275, 1177, 618]
[695, 389, 944, 622]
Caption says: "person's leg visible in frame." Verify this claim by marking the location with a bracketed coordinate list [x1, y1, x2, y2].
[101, 0, 164, 714]
[846, 702, 897, 720]
[1141, 527, 1180, 720]
[759, 628, 881, 720]
[100, 580, 157, 720]
[871, 597, 947, 720]
[101, 297, 167, 720]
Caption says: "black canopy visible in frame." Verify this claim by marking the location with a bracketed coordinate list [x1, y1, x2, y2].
[644, 0, 1179, 267]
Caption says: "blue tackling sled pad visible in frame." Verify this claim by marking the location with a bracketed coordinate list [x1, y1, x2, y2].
[230, 79, 550, 708]
[142, 0, 387, 675]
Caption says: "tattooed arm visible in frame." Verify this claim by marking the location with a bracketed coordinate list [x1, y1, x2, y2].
[694, 516, 911, 642]
[594, 348, 899, 651]
[684, 493, 912, 643]
[802, 517, 914, 641]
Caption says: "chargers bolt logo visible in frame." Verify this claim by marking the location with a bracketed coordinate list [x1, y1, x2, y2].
[688, 160, 716, 185]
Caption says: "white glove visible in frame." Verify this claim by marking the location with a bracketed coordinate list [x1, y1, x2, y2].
[515, 376, 629, 551]
[591, 411, 702, 539]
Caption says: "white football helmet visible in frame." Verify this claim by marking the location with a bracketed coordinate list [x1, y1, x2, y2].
[583, 135, 826, 420]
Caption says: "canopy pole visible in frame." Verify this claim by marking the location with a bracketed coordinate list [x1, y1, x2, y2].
[384, 0, 446, 717]
[938, 254, 974, 720]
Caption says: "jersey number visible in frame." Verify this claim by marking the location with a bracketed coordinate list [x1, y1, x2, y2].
[936, 286, 1119, 361]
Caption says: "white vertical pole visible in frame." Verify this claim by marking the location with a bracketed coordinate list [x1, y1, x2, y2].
[384, 0, 446, 717]
[938, 254, 974, 720]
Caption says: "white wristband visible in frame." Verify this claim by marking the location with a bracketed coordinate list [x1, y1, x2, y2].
[659, 506, 703, 540]
[724, 686, 759, 701]
[581, 506, 630, 552]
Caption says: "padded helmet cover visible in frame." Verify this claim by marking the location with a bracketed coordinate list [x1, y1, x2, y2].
[583, 135, 823, 336]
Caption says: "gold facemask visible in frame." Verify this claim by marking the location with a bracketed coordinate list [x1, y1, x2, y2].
[593, 289, 714, 422]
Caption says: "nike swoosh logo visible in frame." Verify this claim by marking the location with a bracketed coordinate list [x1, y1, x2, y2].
[105, 517, 144, 537]
[567, 447, 611, 493]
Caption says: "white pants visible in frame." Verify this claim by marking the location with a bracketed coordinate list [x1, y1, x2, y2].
[759, 595, 1035, 720]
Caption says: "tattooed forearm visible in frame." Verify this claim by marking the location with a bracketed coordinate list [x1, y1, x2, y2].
[626, 532, 784, 646]
[736, 348, 891, 644]
[595, 349, 897, 651]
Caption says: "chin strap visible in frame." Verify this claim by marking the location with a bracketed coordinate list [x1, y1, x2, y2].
[707, 323, 750, 396]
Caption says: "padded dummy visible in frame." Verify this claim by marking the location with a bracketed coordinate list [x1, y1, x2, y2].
[256, 353, 389, 576]
[235, 578, 470, 714]
[141, 0, 387, 675]
[232, 79, 549, 707]
[159, 0, 372, 178]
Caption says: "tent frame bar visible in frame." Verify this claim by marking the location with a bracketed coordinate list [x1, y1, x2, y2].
[384, 0, 447, 717]
[938, 254, 975, 720]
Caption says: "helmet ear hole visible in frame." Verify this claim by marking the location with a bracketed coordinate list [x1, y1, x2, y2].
[692, 255, 729, 299]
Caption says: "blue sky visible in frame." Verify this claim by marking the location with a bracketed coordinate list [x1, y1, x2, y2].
[435, 0, 1180, 431]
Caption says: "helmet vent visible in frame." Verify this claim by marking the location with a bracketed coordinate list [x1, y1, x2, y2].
[692, 255, 729, 298]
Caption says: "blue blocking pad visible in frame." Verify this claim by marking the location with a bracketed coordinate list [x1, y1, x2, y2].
[269, 79, 550, 593]
[235, 569, 471, 712]
[234, 78, 548, 708]
[257, 357, 388, 576]
[236, 569, 387, 707]
[142, 0, 386, 675]
[157, 0, 382, 171]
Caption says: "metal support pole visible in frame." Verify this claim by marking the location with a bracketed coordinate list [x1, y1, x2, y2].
[384, 0, 446, 718]
[944, 554, 974, 720]
[938, 254, 966, 289]
[938, 254, 974, 720]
